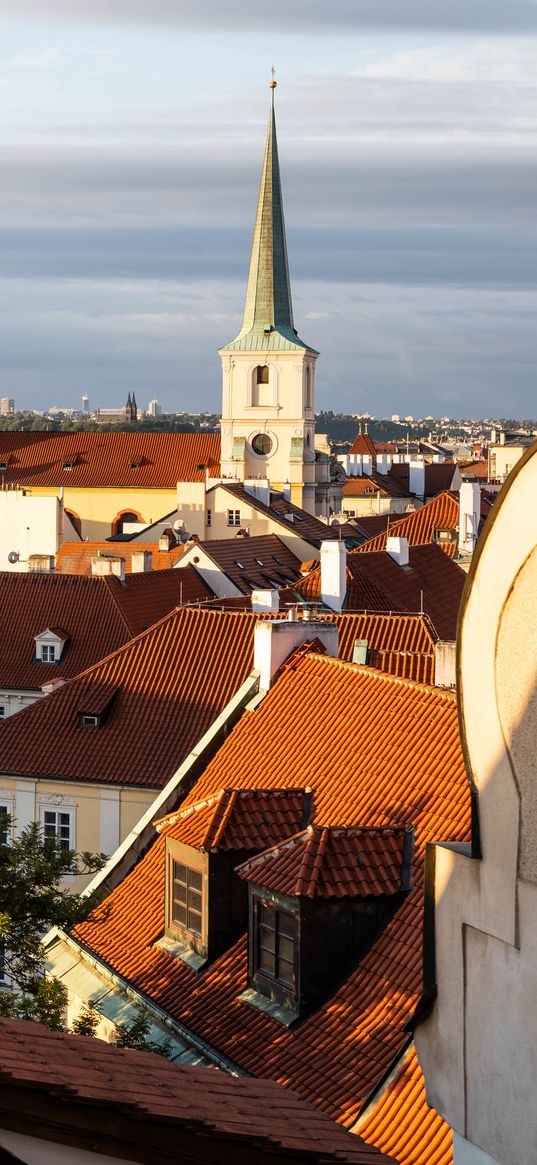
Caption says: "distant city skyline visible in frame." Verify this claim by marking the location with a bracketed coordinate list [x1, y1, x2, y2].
[0, 3, 536, 416]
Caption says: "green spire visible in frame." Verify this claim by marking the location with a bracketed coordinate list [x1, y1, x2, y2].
[221, 81, 313, 353]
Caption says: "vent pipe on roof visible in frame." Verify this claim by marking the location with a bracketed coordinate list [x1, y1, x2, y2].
[320, 540, 347, 613]
[387, 536, 409, 568]
[91, 555, 126, 582]
[131, 550, 153, 573]
[458, 482, 480, 556]
[254, 618, 338, 691]
[434, 641, 456, 689]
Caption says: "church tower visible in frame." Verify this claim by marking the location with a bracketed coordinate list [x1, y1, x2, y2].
[219, 78, 318, 514]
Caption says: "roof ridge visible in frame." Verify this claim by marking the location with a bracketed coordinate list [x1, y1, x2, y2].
[101, 575, 137, 637]
[294, 650, 457, 699]
[205, 787, 237, 850]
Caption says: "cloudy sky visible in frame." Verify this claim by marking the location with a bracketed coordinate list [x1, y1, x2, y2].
[1, 2, 536, 418]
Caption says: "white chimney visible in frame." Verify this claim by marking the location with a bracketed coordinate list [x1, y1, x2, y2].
[251, 589, 280, 614]
[131, 551, 153, 573]
[254, 619, 339, 691]
[91, 555, 126, 582]
[348, 454, 362, 477]
[409, 459, 425, 497]
[376, 454, 392, 475]
[387, 536, 409, 568]
[28, 554, 54, 573]
[244, 478, 271, 508]
[458, 482, 480, 555]
[361, 454, 373, 476]
[320, 540, 347, 613]
[337, 454, 349, 475]
[434, 641, 456, 689]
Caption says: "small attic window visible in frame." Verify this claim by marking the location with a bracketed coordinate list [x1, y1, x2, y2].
[63, 461, 74, 471]
[234, 560, 245, 570]
[130, 460, 141, 469]
[0, 461, 8, 471]
[80, 713, 99, 729]
[35, 628, 68, 664]
[255, 558, 265, 567]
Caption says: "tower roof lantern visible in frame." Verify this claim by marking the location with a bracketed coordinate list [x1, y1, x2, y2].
[221, 78, 316, 355]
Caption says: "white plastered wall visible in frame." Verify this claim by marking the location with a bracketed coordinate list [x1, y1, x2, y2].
[415, 442, 537, 1165]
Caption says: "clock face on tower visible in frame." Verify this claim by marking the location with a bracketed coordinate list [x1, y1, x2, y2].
[251, 433, 273, 456]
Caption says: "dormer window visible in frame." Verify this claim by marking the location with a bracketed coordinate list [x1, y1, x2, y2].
[157, 787, 312, 969]
[34, 627, 69, 664]
[80, 714, 99, 729]
[238, 824, 413, 1021]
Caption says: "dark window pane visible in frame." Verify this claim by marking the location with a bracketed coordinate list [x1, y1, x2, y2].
[260, 903, 276, 929]
[259, 927, 276, 953]
[259, 948, 275, 974]
[174, 863, 187, 885]
[278, 958, 295, 986]
[279, 912, 295, 939]
[190, 869, 202, 891]
[173, 903, 187, 926]
[279, 936, 294, 963]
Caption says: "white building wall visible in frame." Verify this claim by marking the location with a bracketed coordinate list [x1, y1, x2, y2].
[0, 492, 64, 571]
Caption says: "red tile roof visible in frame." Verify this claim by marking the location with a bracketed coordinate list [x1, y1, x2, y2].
[218, 484, 359, 548]
[0, 608, 265, 787]
[0, 431, 220, 487]
[56, 540, 187, 574]
[0, 1019, 394, 1165]
[389, 463, 458, 497]
[75, 651, 471, 1130]
[355, 493, 460, 557]
[356, 1045, 452, 1165]
[295, 543, 464, 641]
[185, 534, 303, 594]
[350, 431, 378, 461]
[343, 471, 408, 500]
[237, 825, 411, 898]
[156, 787, 311, 852]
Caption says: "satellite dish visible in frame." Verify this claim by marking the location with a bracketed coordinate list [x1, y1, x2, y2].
[173, 519, 185, 531]
[8, 551, 20, 564]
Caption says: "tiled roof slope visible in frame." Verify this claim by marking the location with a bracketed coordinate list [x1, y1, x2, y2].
[0, 1019, 394, 1165]
[355, 493, 459, 557]
[237, 825, 411, 898]
[56, 541, 187, 574]
[0, 431, 220, 487]
[218, 484, 360, 548]
[0, 608, 265, 787]
[188, 534, 303, 594]
[0, 609, 438, 779]
[157, 788, 310, 852]
[390, 462, 457, 497]
[75, 652, 471, 1130]
[356, 1046, 452, 1165]
[0, 569, 211, 691]
[342, 471, 408, 500]
[296, 544, 465, 641]
[350, 431, 377, 462]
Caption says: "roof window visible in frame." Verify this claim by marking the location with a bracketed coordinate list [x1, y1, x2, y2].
[34, 627, 69, 664]
[234, 560, 245, 570]
[80, 714, 99, 729]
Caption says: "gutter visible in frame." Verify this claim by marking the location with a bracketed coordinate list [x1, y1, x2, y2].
[44, 926, 246, 1077]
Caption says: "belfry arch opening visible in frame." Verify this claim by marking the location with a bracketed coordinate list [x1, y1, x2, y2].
[251, 365, 272, 407]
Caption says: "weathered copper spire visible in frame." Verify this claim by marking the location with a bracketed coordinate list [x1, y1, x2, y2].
[221, 77, 312, 353]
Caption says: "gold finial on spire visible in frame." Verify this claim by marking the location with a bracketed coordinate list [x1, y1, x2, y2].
[269, 65, 277, 90]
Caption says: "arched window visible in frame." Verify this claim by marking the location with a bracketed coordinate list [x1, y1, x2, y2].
[256, 365, 269, 384]
[111, 510, 143, 537]
[305, 366, 313, 409]
[251, 364, 272, 407]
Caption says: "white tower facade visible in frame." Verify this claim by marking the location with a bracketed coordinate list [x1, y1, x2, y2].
[219, 83, 321, 515]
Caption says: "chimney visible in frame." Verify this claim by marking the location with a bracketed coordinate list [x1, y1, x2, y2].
[348, 454, 362, 477]
[131, 550, 153, 573]
[244, 478, 271, 508]
[386, 536, 409, 568]
[27, 554, 54, 573]
[91, 555, 126, 582]
[251, 589, 280, 614]
[458, 482, 480, 556]
[434, 641, 456, 689]
[409, 459, 425, 497]
[432, 453, 444, 464]
[499, 430, 506, 446]
[361, 454, 373, 476]
[254, 619, 338, 691]
[320, 540, 347, 613]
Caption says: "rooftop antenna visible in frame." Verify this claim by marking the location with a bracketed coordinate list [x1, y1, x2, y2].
[420, 588, 424, 615]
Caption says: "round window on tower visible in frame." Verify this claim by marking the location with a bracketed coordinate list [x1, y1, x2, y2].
[251, 433, 273, 456]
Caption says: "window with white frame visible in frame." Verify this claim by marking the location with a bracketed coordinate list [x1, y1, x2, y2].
[40, 806, 74, 851]
[206, 509, 212, 527]
[227, 509, 241, 527]
[0, 705, 6, 718]
[40, 644, 56, 663]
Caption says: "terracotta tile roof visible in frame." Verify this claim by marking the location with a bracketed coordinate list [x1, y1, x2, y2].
[56, 540, 187, 574]
[389, 462, 458, 497]
[156, 787, 311, 852]
[294, 543, 464, 641]
[185, 534, 303, 594]
[350, 431, 378, 461]
[108, 567, 213, 633]
[0, 1019, 394, 1165]
[75, 651, 471, 1129]
[355, 493, 460, 558]
[0, 608, 265, 787]
[237, 825, 412, 898]
[0, 431, 220, 487]
[356, 1045, 452, 1165]
[343, 471, 408, 500]
[458, 460, 489, 480]
[218, 484, 360, 548]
